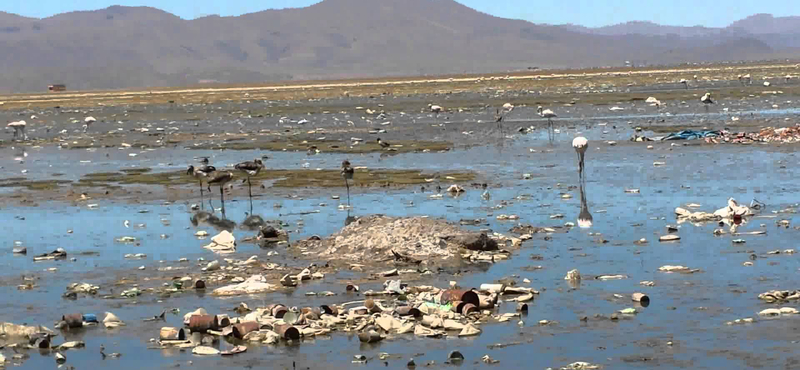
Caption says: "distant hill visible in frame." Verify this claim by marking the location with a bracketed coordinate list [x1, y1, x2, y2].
[0, 0, 798, 93]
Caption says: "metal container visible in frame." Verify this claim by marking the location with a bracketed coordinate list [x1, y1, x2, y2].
[395, 306, 422, 318]
[188, 314, 215, 333]
[270, 304, 288, 319]
[62, 313, 83, 329]
[274, 324, 300, 340]
[232, 322, 260, 339]
[441, 289, 479, 307]
[159, 327, 186, 341]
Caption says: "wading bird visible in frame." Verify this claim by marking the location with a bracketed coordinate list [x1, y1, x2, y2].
[377, 138, 391, 149]
[187, 164, 216, 209]
[701, 92, 714, 112]
[207, 171, 234, 217]
[739, 74, 751, 86]
[341, 160, 355, 207]
[538, 106, 557, 141]
[234, 158, 264, 209]
[7, 120, 27, 141]
[83, 116, 96, 133]
[572, 136, 589, 183]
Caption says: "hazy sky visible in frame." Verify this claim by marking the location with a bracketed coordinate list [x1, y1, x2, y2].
[2, 0, 798, 27]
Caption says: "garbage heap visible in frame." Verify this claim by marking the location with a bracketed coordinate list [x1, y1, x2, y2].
[293, 215, 521, 264]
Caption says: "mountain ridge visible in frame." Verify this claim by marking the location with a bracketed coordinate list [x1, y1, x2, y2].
[0, 1, 798, 93]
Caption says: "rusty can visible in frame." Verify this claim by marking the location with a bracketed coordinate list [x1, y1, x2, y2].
[188, 314, 215, 333]
[29, 334, 50, 349]
[441, 289, 479, 307]
[516, 303, 529, 313]
[62, 313, 83, 329]
[365, 299, 382, 313]
[270, 304, 288, 319]
[232, 322, 260, 339]
[358, 330, 383, 343]
[159, 327, 186, 341]
[459, 303, 478, 315]
[395, 306, 422, 318]
[320, 305, 338, 316]
[302, 307, 321, 321]
[478, 294, 495, 309]
[214, 314, 231, 329]
[274, 324, 300, 340]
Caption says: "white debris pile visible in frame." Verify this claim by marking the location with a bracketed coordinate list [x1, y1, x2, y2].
[294, 215, 520, 263]
[212, 275, 277, 296]
[675, 198, 755, 222]
[203, 230, 236, 254]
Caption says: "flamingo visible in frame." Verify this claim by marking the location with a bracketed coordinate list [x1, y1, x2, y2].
[83, 116, 96, 133]
[572, 136, 588, 183]
[739, 74, 751, 85]
[341, 160, 355, 207]
[207, 172, 234, 217]
[701, 92, 714, 112]
[187, 164, 216, 209]
[234, 158, 264, 209]
[538, 106, 557, 141]
[7, 120, 27, 141]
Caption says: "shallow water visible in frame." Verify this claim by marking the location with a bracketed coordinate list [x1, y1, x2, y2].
[2, 106, 800, 369]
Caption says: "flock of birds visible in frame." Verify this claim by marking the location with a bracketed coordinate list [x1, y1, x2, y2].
[186, 133, 591, 221]
[186, 157, 358, 217]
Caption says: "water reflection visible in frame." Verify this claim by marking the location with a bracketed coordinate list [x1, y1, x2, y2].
[241, 213, 266, 231]
[345, 210, 357, 227]
[577, 181, 593, 229]
[190, 211, 236, 231]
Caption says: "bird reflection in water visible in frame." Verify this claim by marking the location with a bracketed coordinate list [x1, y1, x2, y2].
[577, 181, 593, 229]
[345, 210, 357, 227]
[190, 211, 236, 232]
[241, 213, 266, 231]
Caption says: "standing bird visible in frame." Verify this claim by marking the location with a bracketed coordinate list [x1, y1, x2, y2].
[341, 160, 355, 207]
[572, 136, 589, 184]
[207, 172, 234, 217]
[700, 92, 714, 112]
[83, 116, 96, 133]
[234, 158, 264, 210]
[739, 74, 752, 86]
[7, 120, 27, 141]
[377, 138, 391, 149]
[538, 106, 557, 142]
[494, 108, 505, 135]
[187, 164, 217, 210]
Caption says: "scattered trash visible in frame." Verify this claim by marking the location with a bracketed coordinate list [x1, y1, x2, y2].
[203, 230, 236, 254]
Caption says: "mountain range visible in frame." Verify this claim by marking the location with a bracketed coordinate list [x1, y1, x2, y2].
[0, 0, 798, 93]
